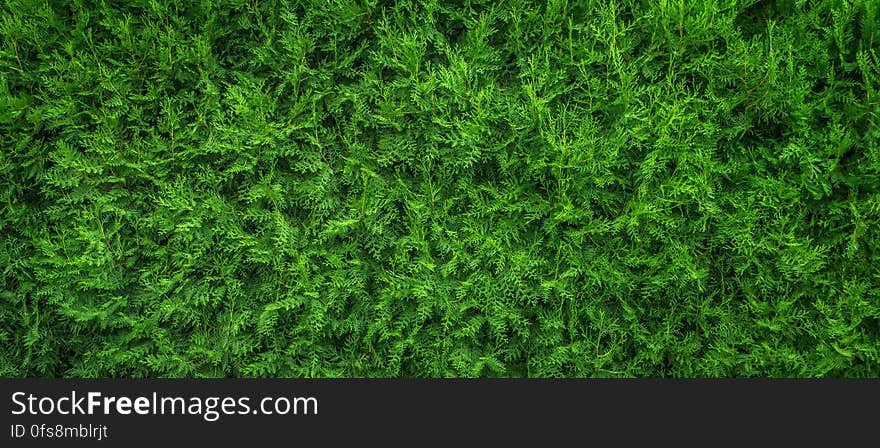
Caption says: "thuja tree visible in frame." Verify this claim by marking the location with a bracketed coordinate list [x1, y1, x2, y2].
[1, 0, 878, 377]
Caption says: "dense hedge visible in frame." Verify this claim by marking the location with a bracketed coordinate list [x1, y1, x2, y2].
[2, 0, 879, 377]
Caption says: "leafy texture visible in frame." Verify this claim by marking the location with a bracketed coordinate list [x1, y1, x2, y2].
[2, 0, 879, 377]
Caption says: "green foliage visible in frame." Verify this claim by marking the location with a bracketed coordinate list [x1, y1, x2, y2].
[2, 0, 879, 377]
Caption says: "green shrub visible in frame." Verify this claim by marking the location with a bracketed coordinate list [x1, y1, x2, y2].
[2, 0, 879, 377]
